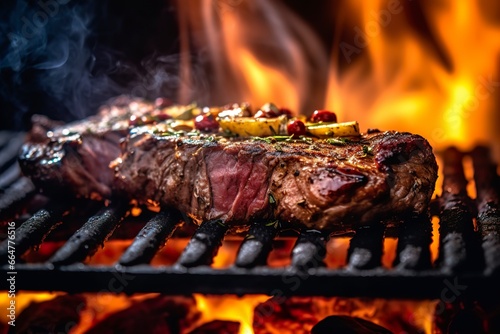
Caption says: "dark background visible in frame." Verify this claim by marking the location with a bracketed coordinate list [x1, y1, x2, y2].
[0, 0, 339, 131]
[0, 0, 181, 130]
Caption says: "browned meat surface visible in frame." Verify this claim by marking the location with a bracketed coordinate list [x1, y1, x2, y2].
[18, 99, 438, 232]
[18, 96, 156, 198]
[115, 127, 438, 232]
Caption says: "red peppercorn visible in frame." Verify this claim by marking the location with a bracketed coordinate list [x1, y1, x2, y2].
[287, 119, 307, 138]
[128, 115, 151, 126]
[128, 115, 139, 127]
[195, 113, 219, 133]
[279, 108, 293, 118]
[310, 110, 337, 123]
[152, 111, 172, 121]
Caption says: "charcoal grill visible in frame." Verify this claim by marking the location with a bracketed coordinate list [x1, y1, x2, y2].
[1, 132, 499, 299]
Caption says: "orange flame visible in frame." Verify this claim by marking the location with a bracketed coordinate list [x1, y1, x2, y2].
[327, 0, 500, 156]
[193, 294, 270, 334]
[176, 0, 328, 114]
[177, 0, 500, 159]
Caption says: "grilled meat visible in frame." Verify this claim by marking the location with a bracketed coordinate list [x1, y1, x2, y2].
[19, 99, 438, 232]
[18, 96, 157, 198]
[115, 126, 438, 232]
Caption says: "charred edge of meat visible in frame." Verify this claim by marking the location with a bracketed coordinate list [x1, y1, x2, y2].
[113, 130, 438, 233]
[18, 132, 121, 199]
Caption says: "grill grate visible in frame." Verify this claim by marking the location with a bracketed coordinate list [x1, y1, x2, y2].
[471, 146, 500, 275]
[0, 133, 35, 218]
[235, 221, 278, 268]
[119, 210, 182, 266]
[1, 134, 499, 298]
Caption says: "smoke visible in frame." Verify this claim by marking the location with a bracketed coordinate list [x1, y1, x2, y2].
[0, 0, 185, 130]
[1, 1, 100, 124]
[127, 54, 210, 105]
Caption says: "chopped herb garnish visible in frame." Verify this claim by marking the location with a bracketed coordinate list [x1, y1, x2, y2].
[252, 137, 273, 144]
[362, 145, 373, 156]
[265, 220, 280, 229]
[216, 220, 226, 227]
[274, 143, 283, 152]
[272, 135, 294, 142]
[326, 137, 350, 146]
[252, 135, 294, 144]
[155, 130, 178, 137]
[268, 193, 276, 205]
[221, 129, 238, 138]
[299, 135, 313, 144]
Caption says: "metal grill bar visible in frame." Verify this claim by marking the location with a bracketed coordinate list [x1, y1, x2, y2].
[438, 147, 481, 273]
[347, 223, 385, 270]
[0, 164, 23, 190]
[176, 219, 228, 267]
[471, 146, 500, 275]
[0, 177, 35, 218]
[10, 264, 499, 298]
[0, 144, 499, 298]
[0, 132, 35, 218]
[393, 214, 433, 270]
[0, 200, 65, 262]
[0, 132, 25, 176]
[49, 205, 127, 265]
[235, 221, 278, 268]
[119, 210, 182, 266]
[290, 229, 328, 269]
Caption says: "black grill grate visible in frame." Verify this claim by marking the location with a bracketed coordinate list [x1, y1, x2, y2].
[1, 133, 499, 298]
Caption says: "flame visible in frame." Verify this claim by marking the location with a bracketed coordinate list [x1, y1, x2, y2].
[0, 292, 60, 317]
[176, 0, 500, 159]
[0, 290, 438, 333]
[327, 0, 500, 155]
[193, 294, 270, 334]
[0, 234, 443, 333]
[176, 0, 329, 114]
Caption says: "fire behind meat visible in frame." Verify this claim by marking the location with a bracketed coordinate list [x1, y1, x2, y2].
[18, 96, 438, 233]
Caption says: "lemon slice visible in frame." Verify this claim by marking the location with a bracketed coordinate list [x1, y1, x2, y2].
[158, 103, 199, 120]
[307, 121, 360, 137]
[219, 115, 288, 137]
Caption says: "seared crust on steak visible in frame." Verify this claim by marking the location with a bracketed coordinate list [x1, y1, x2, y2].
[18, 97, 438, 232]
[18, 96, 156, 198]
[115, 127, 438, 232]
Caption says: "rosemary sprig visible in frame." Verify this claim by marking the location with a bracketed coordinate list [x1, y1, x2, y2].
[326, 137, 351, 146]
[252, 135, 294, 144]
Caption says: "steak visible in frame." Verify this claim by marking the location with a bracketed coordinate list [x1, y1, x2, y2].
[19, 100, 438, 232]
[115, 126, 438, 232]
[19, 96, 164, 198]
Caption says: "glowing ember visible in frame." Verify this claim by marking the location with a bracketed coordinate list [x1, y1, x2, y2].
[0, 227, 447, 333]
[0, 292, 439, 333]
[193, 294, 270, 334]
